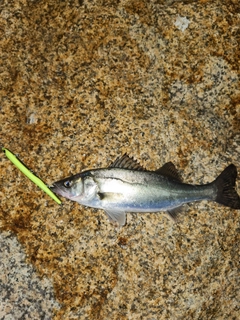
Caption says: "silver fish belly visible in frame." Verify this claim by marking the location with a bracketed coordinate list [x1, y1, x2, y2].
[50, 154, 240, 226]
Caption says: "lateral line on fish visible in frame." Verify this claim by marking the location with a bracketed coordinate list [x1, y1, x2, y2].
[50, 154, 240, 226]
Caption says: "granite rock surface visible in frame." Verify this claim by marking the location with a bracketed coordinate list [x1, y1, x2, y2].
[0, 0, 239, 319]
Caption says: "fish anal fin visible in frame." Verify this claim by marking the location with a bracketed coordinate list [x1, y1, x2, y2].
[166, 205, 184, 222]
[105, 209, 126, 227]
[109, 153, 145, 171]
[155, 162, 182, 182]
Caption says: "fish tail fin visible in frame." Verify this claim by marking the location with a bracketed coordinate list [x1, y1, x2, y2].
[214, 164, 240, 209]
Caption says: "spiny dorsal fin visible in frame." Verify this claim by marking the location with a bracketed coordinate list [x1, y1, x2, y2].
[109, 153, 145, 171]
[155, 162, 182, 181]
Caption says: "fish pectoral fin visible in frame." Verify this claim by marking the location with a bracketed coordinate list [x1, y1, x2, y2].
[105, 209, 126, 226]
[98, 192, 123, 201]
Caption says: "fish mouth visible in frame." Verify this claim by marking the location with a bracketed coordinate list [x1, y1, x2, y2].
[48, 184, 59, 193]
[48, 183, 80, 200]
[49, 184, 67, 198]
[48, 183, 73, 198]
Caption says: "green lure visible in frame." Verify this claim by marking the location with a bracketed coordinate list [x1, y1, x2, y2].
[2, 148, 61, 204]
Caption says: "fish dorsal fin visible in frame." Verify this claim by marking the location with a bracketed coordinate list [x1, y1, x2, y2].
[109, 153, 145, 171]
[155, 162, 182, 181]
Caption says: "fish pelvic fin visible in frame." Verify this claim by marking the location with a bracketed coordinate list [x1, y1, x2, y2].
[214, 164, 240, 209]
[105, 209, 126, 226]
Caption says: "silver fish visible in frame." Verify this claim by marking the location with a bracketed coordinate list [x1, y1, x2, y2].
[50, 154, 240, 226]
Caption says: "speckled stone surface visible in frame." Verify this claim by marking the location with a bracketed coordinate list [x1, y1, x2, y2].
[0, 0, 239, 319]
[0, 231, 60, 319]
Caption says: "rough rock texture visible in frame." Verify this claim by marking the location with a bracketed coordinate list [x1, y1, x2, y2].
[0, 0, 239, 319]
[0, 231, 60, 319]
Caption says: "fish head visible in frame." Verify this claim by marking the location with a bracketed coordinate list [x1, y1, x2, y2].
[50, 171, 98, 203]
[50, 174, 84, 200]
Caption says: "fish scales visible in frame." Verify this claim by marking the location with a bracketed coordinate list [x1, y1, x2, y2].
[50, 154, 240, 226]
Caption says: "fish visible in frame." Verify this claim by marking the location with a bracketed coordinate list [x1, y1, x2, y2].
[50, 154, 240, 226]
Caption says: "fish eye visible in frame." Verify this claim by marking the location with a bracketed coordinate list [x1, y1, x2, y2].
[64, 180, 72, 188]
